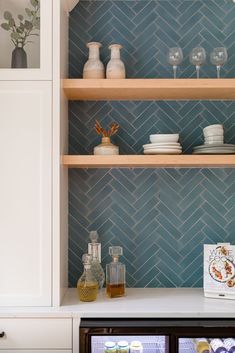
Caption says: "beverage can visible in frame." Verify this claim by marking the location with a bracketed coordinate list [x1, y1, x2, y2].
[130, 341, 143, 353]
[104, 341, 117, 353]
[224, 338, 235, 353]
[194, 338, 210, 353]
[117, 341, 129, 353]
[210, 339, 227, 353]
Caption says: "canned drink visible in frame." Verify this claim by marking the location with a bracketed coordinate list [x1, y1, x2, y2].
[130, 341, 143, 353]
[117, 341, 129, 353]
[104, 341, 117, 353]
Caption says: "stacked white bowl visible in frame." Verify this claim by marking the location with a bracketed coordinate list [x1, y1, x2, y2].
[193, 124, 235, 154]
[143, 134, 182, 154]
[203, 124, 224, 145]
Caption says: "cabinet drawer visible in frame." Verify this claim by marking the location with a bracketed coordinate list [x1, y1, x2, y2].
[0, 318, 72, 349]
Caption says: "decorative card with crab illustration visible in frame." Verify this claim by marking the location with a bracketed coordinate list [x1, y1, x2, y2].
[204, 243, 235, 300]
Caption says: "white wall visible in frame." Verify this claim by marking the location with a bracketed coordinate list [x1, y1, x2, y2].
[0, 0, 40, 68]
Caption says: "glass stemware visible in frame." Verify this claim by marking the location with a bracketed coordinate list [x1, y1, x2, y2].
[210, 47, 228, 79]
[189, 47, 206, 79]
[167, 47, 183, 79]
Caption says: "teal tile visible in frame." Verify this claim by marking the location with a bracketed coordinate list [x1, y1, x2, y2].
[69, 0, 235, 288]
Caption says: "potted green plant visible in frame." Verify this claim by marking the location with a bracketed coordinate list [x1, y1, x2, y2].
[1, 0, 40, 68]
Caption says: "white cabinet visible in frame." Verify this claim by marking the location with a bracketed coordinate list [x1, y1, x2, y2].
[0, 318, 72, 349]
[0, 81, 52, 306]
[0, 0, 52, 80]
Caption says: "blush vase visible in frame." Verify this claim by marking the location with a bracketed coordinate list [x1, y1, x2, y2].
[106, 44, 126, 79]
[83, 42, 105, 79]
[11, 47, 27, 68]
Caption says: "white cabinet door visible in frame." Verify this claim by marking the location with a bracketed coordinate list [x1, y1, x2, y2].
[0, 82, 52, 306]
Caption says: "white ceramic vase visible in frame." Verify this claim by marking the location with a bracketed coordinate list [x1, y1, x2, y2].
[94, 137, 119, 155]
[106, 44, 126, 79]
[83, 42, 105, 79]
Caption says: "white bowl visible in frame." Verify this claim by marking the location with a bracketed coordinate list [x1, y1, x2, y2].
[205, 137, 224, 141]
[205, 136, 224, 144]
[203, 130, 224, 137]
[204, 134, 224, 140]
[203, 124, 223, 132]
[150, 134, 179, 143]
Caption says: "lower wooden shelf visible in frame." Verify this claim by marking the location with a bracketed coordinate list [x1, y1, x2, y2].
[62, 155, 235, 168]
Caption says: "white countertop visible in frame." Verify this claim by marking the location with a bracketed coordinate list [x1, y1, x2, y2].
[0, 288, 234, 318]
[63, 288, 235, 318]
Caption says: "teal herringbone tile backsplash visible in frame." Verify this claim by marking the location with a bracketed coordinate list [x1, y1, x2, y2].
[69, 0, 235, 79]
[68, 0, 235, 288]
[69, 168, 235, 287]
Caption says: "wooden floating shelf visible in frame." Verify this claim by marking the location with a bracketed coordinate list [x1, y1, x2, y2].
[62, 155, 235, 168]
[63, 79, 235, 101]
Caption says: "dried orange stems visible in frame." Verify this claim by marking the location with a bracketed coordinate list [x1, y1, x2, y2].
[95, 120, 119, 137]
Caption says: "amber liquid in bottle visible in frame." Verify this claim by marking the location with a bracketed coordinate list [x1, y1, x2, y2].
[77, 282, 98, 302]
[106, 283, 125, 298]
[106, 246, 125, 299]
[77, 254, 99, 302]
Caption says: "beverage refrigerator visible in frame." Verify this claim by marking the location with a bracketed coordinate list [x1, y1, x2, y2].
[79, 319, 235, 353]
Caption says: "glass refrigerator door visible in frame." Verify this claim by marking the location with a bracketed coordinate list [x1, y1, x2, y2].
[91, 335, 169, 353]
[179, 337, 235, 353]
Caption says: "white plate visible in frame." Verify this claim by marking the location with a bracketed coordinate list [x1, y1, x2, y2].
[144, 143, 181, 148]
[193, 149, 235, 154]
[144, 146, 182, 150]
[144, 148, 182, 154]
[144, 151, 182, 155]
[194, 144, 235, 150]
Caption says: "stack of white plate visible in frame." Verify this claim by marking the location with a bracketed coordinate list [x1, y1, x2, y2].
[193, 124, 235, 154]
[193, 144, 235, 154]
[143, 134, 182, 155]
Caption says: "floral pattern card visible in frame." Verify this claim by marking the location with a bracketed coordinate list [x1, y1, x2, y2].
[204, 243, 235, 300]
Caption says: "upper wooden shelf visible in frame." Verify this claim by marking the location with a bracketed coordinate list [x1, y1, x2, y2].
[62, 155, 235, 168]
[63, 79, 235, 101]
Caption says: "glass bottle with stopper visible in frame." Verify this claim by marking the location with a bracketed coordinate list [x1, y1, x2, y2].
[77, 254, 98, 302]
[106, 246, 125, 298]
[88, 231, 105, 289]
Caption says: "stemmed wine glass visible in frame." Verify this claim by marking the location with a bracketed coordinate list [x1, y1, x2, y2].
[189, 47, 206, 79]
[167, 47, 183, 79]
[210, 47, 228, 78]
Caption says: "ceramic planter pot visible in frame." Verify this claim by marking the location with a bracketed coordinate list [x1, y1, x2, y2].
[94, 137, 119, 155]
[106, 44, 126, 79]
[83, 42, 105, 79]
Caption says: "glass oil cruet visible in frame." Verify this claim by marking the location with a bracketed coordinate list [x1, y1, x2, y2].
[77, 254, 98, 302]
[88, 231, 105, 290]
[106, 246, 125, 298]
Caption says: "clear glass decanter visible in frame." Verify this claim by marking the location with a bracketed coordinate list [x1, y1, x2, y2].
[106, 246, 125, 298]
[77, 254, 98, 302]
[88, 231, 105, 290]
